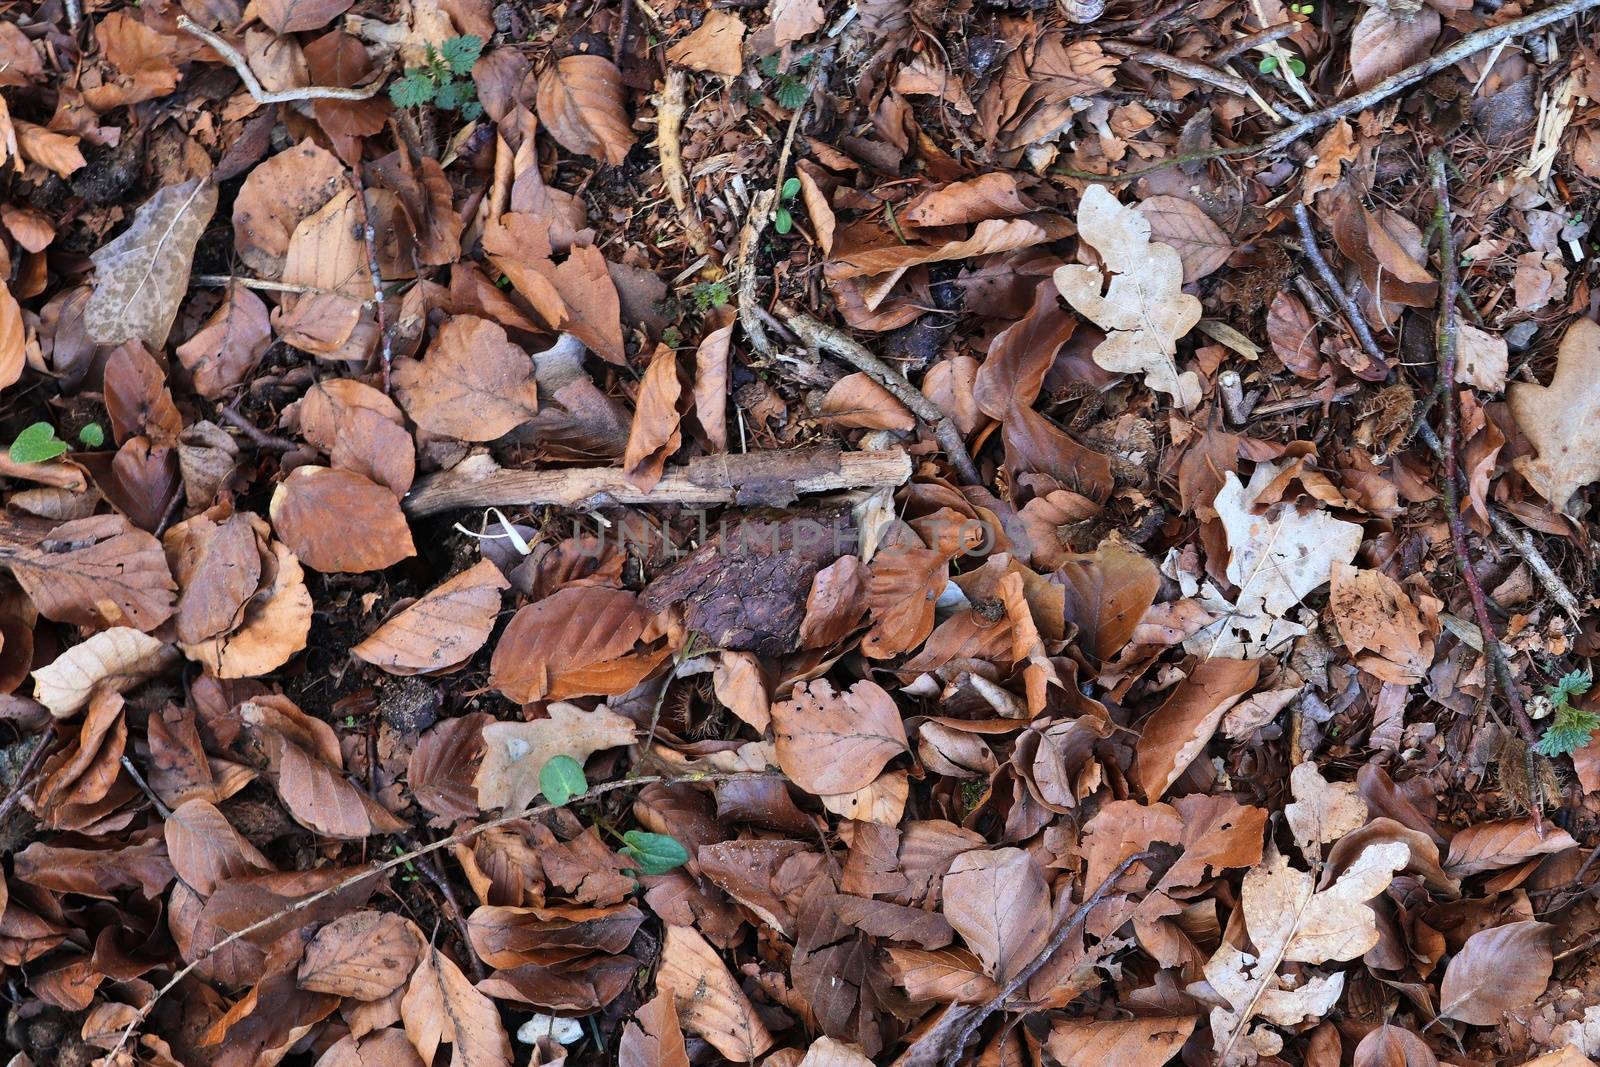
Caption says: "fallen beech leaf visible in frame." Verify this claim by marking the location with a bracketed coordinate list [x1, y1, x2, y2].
[475, 702, 636, 812]
[269, 466, 416, 574]
[0, 277, 24, 392]
[1055, 185, 1202, 408]
[14, 120, 86, 178]
[797, 1037, 876, 1067]
[182, 539, 313, 679]
[666, 10, 745, 76]
[1330, 564, 1429, 684]
[833, 218, 1050, 280]
[818, 373, 916, 432]
[1350, 5, 1440, 90]
[1057, 544, 1161, 663]
[1047, 1016, 1198, 1067]
[243, 701, 408, 839]
[258, 0, 355, 34]
[1445, 818, 1576, 877]
[619, 989, 691, 1067]
[1134, 657, 1260, 801]
[1439, 921, 1552, 1025]
[401, 944, 514, 1067]
[85, 178, 218, 350]
[903, 173, 1033, 227]
[354, 559, 509, 674]
[1509, 318, 1600, 512]
[1457, 323, 1508, 392]
[394, 316, 540, 441]
[771, 678, 908, 795]
[536, 56, 634, 165]
[884, 946, 999, 1004]
[32, 628, 175, 718]
[941, 847, 1049, 983]
[300, 912, 423, 1000]
[164, 798, 272, 896]
[832, 894, 955, 948]
[655, 923, 774, 1061]
[232, 141, 345, 277]
[861, 528, 949, 659]
[623, 346, 684, 491]
[1352, 1024, 1438, 1067]
[34, 686, 127, 828]
[1139, 195, 1233, 282]
[165, 513, 262, 646]
[488, 586, 658, 703]
[408, 712, 490, 826]
[4, 513, 177, 633]
[175, 284, 273, 400]
[1266, 291, 1321, 379]
[317, 1029, 427, 1067]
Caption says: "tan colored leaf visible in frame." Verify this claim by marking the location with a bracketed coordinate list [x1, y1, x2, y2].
[771, 677, 908, 795]
[1439, 921, 1553, 1026]
[258, 0, 354, 33]
[711, 651, 770, 733]
[832, 894, 955, 948]
[232, 141, 345, 278]
[1329, 564, 1429, 684]
[1350, 5, 1440, 90]
[394, 316, 540, 441]
[85, 178, 218, 350]
[32, 627, 175, 718]
[408, 712, 489, 826]
[165, 513, 262, 646]
[474, 702, 636, 812]
[488, 586, 656, 703]
[0, 276, 24, 392]
[4, 513, 176, 633]
[883, 946, 999, 1004]
[665, 10, 745, 76]
[34, 686, 126, 826]
[316, 1029, 428, 1067]
[14, 120, 85, 178]
[269, 466, 416, 574]
[401, 944, 514, 1067]
[655, 923, 774, 1062]
[692, 307, 734, 452]
[623, 345, 684, 491]
[1055, 185, 1202, 408]
[1509, 317, 1600, 512]
[244, 702, 408, 839]
[819, 767, 908, 826]
[175, 283, 273, 399]
[797, 1037, 876, 1067]
[861, 527, 948, 659]
[1133, 657, 1260, 801]
[300, 912, 423, 1000]
[818, 373, 915, 432]
[1139, 195, 1233, 282]
[1456, 323, 1508, 392]
[833, 217, 1050, 281]
[164, 798, 272, 896]
[1352, 1024, 1438, 1067]
[903, 173, 1033, 227]
[1056, 544, 1161, 662]
[619, 989, 691, 1067]
[1046, 1016, 1198, 1067]
[941, 847, 1050, 983]
[354, 559, 509, 675]
[1445, 818, 1576, 878]
[182, 539, 312, 679]
[1266, 291, 1320, 379]
[536, 56, 634, 165]
[1283, 761, 1368, 859]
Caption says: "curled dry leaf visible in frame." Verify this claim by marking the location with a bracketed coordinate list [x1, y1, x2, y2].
[1329, 564, 1430, 684]
[0, 277, 24, 392]
[269, 466, 416, 574]
[1139, 195, 1233, 282]
[475, 702, 636, 812]
[655, 923, 774, 1062]
[401, 944, 514, 1067]
[1134, 657, 1260, 801]
[33, 627, 175, 718]
[1046, 1016, 1198, 1067]
[232, 141, 345, 277]
[619, 989, 691, 1067]
[818, 373, 916, 432]
[354, 559, 510, 675]
[623, 345, 684, 491]
[940, 847, 1050, 984]
[175, 284, 273, 400]
[665, 10, 745, 76]
[182, 539, 313, 679]
[771, 678, 908, 795]
[488, 586, 662, 703]
[1352, 1024, 1438, 1067]
[1349, 5, 1440, 90]
[394, 316, 540, 442]
[299, 911, 423, 1001]
[1445, 818, 1576, 878]
[164, 798, 272, 896]
[408, 712, 490, 826]
[536, 55, 635, 166]
[85, 178, 218, 350]
[1438, 920, 1553, 1026]
[1055, 185, 1202, 409]
[166, 512, 262, 646]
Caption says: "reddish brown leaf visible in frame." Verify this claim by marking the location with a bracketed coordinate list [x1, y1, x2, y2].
[354, 559, 509, 675]
[269, 466, 416, 574]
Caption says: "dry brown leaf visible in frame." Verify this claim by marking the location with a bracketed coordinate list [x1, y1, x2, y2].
[4, 513, 176, 633]
[1330, 564, 1429, 684]
[1509, 318, 1600, 512]
[32, 627, 175, 718]
[85, 178, 218, 350]
[1457, 324, 1508, 392]
[1350, 5, 1440, 90]
[1283, 762, 1368, 859]
[623, 345, 684, 491]
[655, 923, 774, 1062]
[317, 1030, 428, 1067]
[833, 218, 1051, 281]
[258, 0, 355, 34]
[475, 702, 636, 812]
[243, 700, 408, 839]
[1046, 1016, 1198, 1067]
[488, 586, 658, 703]
[232, 141, 345, 278]
[0, 276, 24, 392]
[354, 559, 509, 675]
[1055, 185, 1202, 408]
[818, 373, 916, 432]
[619, 989, 691, 1067]
[1139, 195, 1233, 282]
[884, 946, 998, 1004]
[941, 847, 1050, 983]
[182, 539, 312, 679]
[1445, 818, 1576, 877]
[14, 120, 85, 178]
[401, 944, 514, 1067]
[34, 686, 127, 827]
[299, 912, 423, 1000]
[1133, 657, 1260, 801]
[771, 678, 908, 795]
[1439, 920, 1552, 1026]
[408, 712, 489, 826]
[666, 10, 745, 76]
[797, 1037, 876, 1067]
[269, 466, 416, 574]
[165, 513, 262, 646]
[1352, 1024, 1438, 1067]
[536, 56, 634, 165]
[164, 798, 272, 896]
[175, 284, 273, 400]
[394, 316, 540, 441]
[1057, 545, 1161, 663]
[861, 528, 948, 660]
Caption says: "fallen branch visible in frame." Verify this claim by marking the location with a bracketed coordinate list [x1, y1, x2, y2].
[779, 307, 983, 486]
[658, 69, 716, 263]
[1213, 21, 1302, 65]
[1102, 42, 1301, 122]
[194, 274, 374, 305]
[177, 16, 385, 104]
[402, 447, 913, 517]
[1292, 201, 1388, 371]
[1057, 0, 1600, 182]
[347, 165, 394, 392]
[111, 770, 784, 1061]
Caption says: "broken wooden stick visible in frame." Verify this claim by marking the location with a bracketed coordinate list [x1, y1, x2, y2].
[658, 69, 716, 263]
[177, 16, 385, 104]
[403, 447, 912, 517]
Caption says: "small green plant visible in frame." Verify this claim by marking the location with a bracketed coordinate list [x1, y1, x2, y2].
[1258, 52, 1307, 77]
[619, 830, 689, 875]
[9, 422, 70, 464]
[1532, 669, 1597, 758]
[760, 53, 814, 111]
[690, 278, 732, 312]
[774, 176, 801, 236]
[539, 755, 588, 807]
[1290, 2, 1314, 14]
[77, 422, 104, 448]
[390, 35, 485, 119]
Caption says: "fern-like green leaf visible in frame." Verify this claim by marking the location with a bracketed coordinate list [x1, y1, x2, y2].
[1533, 702, 1600, 758]
[432, 79, 469, 112]
[389, 71, 437, 108]
[441, 35, 484, 76]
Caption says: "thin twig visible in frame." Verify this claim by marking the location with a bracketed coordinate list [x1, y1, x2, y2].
[0, 732, 53, 826]
[1056, 0, 1600, 182]
[120, 756, 173, 820]
[1429, 151, 1542, 763]
[1292, 202, 1388, 371]
[779, 308, 983, 486]
[110, 771, 781, 1059]
[1213, 22, 1302, 64]
[194, 275, 375, 305]
[1485, 510, 1583, 621]
[176, 16, 385, 104]
[347, 165, 393, 393]
[938, 852, 1150, 1067]
[1102, 42, 1302, 122]
[658, 69, 716, 263]
[217, 406, 298, 453]
[397, 833, 485, 982]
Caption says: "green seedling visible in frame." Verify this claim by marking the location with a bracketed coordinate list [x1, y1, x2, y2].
[1532, 669, 1597, 758]
[774, 176, 801, 236]
[390, 35, 485, 119]
[539, 755, 588, 807]
[9, 422, 69, 464]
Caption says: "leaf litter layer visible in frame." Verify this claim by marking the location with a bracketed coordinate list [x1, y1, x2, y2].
[5, 1, 1600, 1066]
